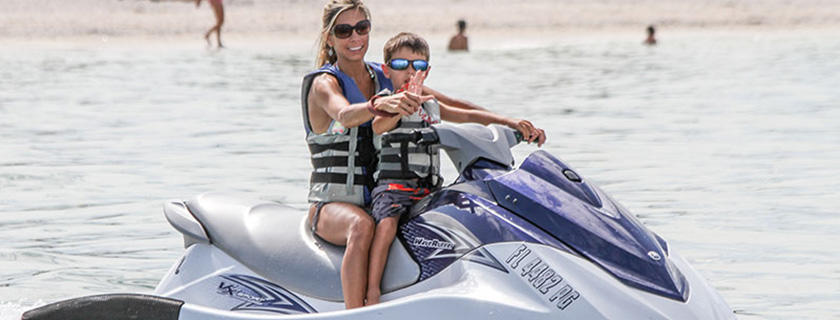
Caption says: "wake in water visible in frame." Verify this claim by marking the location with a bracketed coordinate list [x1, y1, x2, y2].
[1, 300, 40, 320]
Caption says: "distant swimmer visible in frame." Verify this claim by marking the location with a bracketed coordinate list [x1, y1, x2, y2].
[644, 25, 657, 46]
[448, 19, 469, 51]
[196, 0, 225, 48]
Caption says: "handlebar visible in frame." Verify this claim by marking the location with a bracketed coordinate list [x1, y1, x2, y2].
[382, 126, 525, 146]
[380, 128, 439, 145]
[380, 123, 519, 174]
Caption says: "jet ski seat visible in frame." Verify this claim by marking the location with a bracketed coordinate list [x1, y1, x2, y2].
[176, 193, 421, 302]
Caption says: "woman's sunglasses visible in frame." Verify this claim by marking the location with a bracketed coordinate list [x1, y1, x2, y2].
[388, 59, 429, 71]
[332, 20, 371, 39]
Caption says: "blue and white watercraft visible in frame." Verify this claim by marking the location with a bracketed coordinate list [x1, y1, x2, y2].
[22, 123, 735, 320]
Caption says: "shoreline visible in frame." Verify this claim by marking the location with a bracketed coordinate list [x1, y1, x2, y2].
[2, 0, 839, 44]
[4, 25, 838, 50]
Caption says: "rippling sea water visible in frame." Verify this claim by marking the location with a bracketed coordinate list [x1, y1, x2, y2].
[1, 31, 839, 319]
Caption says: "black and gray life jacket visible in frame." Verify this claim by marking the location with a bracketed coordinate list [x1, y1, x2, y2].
[301, 62, 392, 206]
[374, 91, 442, 186]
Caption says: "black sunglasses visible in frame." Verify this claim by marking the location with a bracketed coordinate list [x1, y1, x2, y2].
[388, 59, 429, 71]
[332, 20, 371, 39]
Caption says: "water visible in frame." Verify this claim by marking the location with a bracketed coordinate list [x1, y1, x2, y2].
[2, 31, 839, 319]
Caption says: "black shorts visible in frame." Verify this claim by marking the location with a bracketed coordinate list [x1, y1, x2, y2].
[309, 202, 328, 233]
[370, 180, 431, 223]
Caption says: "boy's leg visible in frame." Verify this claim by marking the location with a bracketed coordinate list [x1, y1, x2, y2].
[365, 215, 399, 305]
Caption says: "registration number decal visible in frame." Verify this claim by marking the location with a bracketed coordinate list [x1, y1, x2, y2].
[506, 244, 580, 310]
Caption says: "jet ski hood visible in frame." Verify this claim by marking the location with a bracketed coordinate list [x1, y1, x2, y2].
[486, 150, 689, 301]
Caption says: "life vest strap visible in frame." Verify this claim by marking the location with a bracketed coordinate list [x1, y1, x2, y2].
[310, 172, 370, 186]
[311, 156, 365, 169]
[308, 141, 350, 154]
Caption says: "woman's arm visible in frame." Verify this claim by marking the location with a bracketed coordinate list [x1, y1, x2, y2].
[308, 74, 373, 132]
[439, 102, 546, 146]
[308, 74, 423, 133]
[372, 115, 401, 135]
[422, 86, 487, 111]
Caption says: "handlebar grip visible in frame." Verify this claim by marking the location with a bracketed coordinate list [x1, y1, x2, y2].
[514, 131, 524, 143]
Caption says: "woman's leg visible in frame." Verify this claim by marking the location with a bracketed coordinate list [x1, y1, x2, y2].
[210, 0, 224, 47]
[365, 215, 398, 305]
[308, 202, 375, 309]
[204, 27, 214, 46]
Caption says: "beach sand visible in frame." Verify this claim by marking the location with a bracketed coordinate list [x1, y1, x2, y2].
[3, 0, 839, 43]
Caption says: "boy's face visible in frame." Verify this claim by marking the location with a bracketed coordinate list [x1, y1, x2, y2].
[384, 47, 430, 91]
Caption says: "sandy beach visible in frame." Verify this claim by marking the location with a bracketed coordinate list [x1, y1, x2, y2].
[3, 0, 840, 42]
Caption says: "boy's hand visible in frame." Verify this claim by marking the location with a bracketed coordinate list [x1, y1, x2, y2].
[384, 71, 433, 117]
[508, 119, 547, 147]
[407, 70, 427, 95]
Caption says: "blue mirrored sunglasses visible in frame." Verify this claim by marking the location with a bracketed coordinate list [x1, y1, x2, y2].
[388, 59, 429, 71]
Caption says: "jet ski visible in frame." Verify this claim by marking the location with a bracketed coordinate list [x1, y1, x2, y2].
[22, 123, 735, 320]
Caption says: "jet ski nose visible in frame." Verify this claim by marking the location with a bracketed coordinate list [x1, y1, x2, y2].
[487, 150, 690, 301]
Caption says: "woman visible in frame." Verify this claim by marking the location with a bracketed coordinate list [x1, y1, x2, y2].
[301, 0, 546, 309]
[196, 0, 224, 48]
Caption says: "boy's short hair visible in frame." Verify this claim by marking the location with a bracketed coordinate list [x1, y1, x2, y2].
[383, 32, 430, 63]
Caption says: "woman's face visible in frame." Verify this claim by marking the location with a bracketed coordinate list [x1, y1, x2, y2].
[327, 9, 369, 63]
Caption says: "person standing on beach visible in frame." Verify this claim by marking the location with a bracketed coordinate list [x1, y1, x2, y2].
[644, 25, 657, 46]
[196, 0, 224, 48]
[448, 19, 469, 51]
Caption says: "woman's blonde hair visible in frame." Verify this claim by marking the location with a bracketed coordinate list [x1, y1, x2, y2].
[315, 0, 371, 67]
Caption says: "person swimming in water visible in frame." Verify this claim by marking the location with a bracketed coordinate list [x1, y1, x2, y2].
[196, 0, 225, 48]
[447, 19, 469, 51]
[644, 25, 657, 46]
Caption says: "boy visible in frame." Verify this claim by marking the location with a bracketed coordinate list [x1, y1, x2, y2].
[365, 32, 536, 305]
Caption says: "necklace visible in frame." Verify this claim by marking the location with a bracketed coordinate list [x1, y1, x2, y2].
[365, 63, 374, 79]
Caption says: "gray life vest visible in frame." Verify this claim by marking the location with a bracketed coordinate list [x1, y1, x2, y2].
[301, 63, 392, 206]
[374, 91, 442, 185]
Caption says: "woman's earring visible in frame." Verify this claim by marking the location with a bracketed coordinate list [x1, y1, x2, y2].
[328, 46, 334, 56]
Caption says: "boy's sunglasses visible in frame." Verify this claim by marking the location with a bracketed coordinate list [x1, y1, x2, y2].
[332, 20, 371, 39]
[388, 59, 429, 71]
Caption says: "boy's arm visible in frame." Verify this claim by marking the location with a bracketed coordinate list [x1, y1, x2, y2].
[439, 102, 510, 126]
[439, 102, 546, 146]
[422, 86, 487, 111]
[372, 114, 402, 134]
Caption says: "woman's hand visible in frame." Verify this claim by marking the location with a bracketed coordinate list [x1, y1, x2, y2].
[507, 119, 547, 147]
[373, 92, 430, 116]
[377, 70, 432, 116]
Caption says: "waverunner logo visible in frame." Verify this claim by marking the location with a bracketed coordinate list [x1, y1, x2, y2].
[216, 274, 316, 314]
[506, 244, 580, 311]
[412, 220, 508, 274]
[413, 236, 456, 250]
[412, 221, 476, 260]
